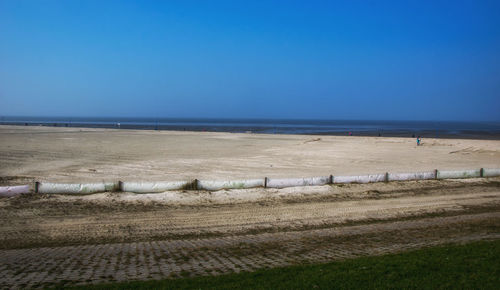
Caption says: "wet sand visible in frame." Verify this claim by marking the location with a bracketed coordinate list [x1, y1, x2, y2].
[1, 125, 499, 183]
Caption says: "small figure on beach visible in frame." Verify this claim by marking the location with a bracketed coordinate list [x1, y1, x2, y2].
[349, 131, 352, 136]
[417, 136, 421, 146]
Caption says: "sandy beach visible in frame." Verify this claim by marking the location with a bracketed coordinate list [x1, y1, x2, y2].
[1, 124, 500, 288]
[1, 125, 499, 183]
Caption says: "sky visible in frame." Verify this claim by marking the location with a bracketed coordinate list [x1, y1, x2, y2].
[0, 0, 499, 121]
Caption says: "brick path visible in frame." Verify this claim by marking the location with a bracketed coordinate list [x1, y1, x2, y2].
[1, 212, 499, 289]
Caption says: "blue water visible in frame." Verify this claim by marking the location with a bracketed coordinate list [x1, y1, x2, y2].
[1, 116, 500, 139]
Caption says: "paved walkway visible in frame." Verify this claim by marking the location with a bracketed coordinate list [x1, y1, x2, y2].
[1, 212, 499, 289]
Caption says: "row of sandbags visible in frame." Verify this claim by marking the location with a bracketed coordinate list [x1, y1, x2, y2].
[1, 168, 500, 196]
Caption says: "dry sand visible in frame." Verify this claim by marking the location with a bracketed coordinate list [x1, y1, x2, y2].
[1, 125, 499, 183]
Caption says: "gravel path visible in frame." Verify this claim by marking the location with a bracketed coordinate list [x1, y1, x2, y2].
[1, 212, 498, 289]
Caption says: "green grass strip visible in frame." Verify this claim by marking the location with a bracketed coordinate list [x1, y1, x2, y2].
[68, 240, 500, 289]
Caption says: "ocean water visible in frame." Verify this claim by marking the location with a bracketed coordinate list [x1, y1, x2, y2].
[1, 116, 500, 139]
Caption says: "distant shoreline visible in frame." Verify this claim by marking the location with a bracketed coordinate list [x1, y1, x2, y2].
[1, 117, 500, 140]
[1, 123, 500, 140]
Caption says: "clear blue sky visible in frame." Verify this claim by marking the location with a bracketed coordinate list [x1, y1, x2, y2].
[1, 0, 499, 121]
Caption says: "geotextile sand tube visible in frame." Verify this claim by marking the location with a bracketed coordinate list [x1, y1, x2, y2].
[197, 179, 265, 191]
[482, 168, 500, 177]
[37, 182, 119, 194]
[120, 181, 193, 193]
[0, 185, 31, 197]
[333, 173, 387, 184]
[436, 169, 481, 179]
[7, 167, 499, 196]
[266, 176, 331, 188]
[387, 171, 436, 182]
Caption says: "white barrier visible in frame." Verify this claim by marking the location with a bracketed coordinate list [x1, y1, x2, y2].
[387, 171, 436, 182]
[266, 176, 331, 188]
[198, 179, 264, 191]
[333, 173, 386, 184]
[120, 181, 192, 193]
[0, 185, 31, 197]
[37, 182, 119, 194]
[4, 167, 497, 195]
[437, 169, 481, 179]
[483, 168, 500, 177]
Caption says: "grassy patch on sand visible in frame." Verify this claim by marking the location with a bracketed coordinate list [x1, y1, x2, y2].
[69, 240, 500, 289]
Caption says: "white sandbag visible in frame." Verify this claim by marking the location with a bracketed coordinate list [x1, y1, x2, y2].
[482, 168, 500, 177]
[387, 171, 436, 181]
[197, 179, 265, 191]
[266, 176, 331, 188]
[120, 181, 191, 193]
[333, 173, 386, 184]
[0, 185, 31, 197]
[437, 169, 481, 179]
[37, 182, 119, 194]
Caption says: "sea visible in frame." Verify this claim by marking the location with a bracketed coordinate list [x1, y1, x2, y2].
[1, 116, 500, 139]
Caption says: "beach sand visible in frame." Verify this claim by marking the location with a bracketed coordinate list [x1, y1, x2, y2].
[1, 125, 500, 183]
